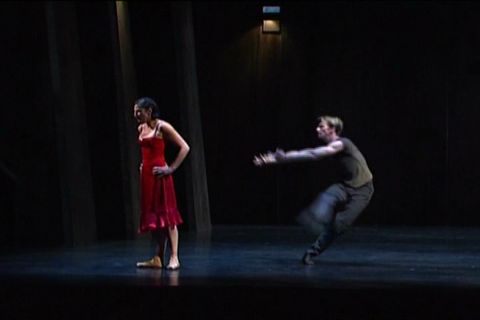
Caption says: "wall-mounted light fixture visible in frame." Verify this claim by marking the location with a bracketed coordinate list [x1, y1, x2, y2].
[262, 5, 281, 34]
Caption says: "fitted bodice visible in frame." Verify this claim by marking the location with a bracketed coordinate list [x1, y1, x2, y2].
[139, 137, 166, 167]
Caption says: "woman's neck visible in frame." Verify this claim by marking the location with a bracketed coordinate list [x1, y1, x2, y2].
[147, 119, 157, 129]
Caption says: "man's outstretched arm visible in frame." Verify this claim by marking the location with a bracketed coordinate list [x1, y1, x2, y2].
[253, 140, 344, 166]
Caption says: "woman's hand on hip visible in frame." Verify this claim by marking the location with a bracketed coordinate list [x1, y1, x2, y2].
[152, 165, 174, 177]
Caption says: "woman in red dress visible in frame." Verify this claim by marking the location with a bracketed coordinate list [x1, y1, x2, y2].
[133, 97, 190, 270]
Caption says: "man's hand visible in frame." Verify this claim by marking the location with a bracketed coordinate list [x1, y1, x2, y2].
[253, 152, 273, 166]
[152, 165, 174, 177]
[253, 150, 283, 166]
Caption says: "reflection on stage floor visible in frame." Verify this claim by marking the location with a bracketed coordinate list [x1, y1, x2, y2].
[1, 225, 479, 318]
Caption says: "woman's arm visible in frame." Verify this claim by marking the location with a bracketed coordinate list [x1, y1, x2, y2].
[161, 121, 190, 173]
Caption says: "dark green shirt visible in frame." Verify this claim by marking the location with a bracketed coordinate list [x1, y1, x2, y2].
[335, 137, 373, 188]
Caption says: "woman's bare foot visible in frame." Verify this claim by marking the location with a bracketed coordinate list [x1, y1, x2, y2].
[136, 255, 162, 268]
[166, 256, 180, 270]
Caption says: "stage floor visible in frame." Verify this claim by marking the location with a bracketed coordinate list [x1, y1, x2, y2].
[1, 225, 480, 318]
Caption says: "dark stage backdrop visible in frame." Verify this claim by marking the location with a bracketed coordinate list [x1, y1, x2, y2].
[0, 2, 128, 247]
[2, 2, 480, 249]
[0, 2, 63, 247]
[191, 2, 480, 227]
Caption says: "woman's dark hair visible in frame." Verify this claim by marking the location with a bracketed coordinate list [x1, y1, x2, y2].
[134, 97, 160, 118]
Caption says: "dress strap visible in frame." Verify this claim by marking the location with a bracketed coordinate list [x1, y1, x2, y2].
[153, 120, 163, 137]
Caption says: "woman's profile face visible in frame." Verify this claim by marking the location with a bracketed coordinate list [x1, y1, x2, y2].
[133, 105, 151, 123]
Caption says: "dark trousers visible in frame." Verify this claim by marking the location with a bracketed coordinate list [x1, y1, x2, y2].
[297, 181, 374, 256]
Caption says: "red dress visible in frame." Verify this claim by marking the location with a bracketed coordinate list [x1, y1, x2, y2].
[138, 134, 183, 233]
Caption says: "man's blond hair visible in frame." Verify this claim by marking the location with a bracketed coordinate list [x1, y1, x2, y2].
[318, 116, 343, 134]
